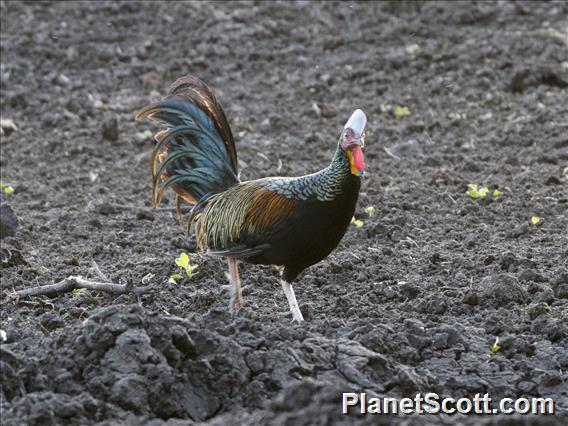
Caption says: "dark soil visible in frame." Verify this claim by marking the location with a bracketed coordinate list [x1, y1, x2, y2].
[1, 1, 567, 424]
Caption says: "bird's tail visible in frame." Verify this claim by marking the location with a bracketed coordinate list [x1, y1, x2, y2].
[136, 76, 240, 224]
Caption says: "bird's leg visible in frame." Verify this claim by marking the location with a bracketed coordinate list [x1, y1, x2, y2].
[227, 257, 242, 313]
[281, 280, 304, 322]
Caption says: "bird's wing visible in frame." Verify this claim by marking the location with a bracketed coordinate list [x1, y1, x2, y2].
[196, 181, 300, 256]
[207, 243, 271, 259]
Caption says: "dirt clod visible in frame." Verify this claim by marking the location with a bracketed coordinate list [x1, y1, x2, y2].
[0, 203, 19, 239]
[101, 116, 119, 142]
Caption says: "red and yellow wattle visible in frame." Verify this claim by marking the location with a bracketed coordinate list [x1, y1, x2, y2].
[347, 145, 365, 176]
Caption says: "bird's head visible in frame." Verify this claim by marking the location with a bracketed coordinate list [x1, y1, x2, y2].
[339, 109, 367, 176]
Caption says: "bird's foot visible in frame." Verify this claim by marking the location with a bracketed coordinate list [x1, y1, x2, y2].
[291, 309, 304, 323]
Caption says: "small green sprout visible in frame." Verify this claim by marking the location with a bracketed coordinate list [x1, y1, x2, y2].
[467, 184, 504, 200]
[393, 105, 411, 118]
[492, 337, 501, 353]
[0, 182, 14, 194]
[135, 130, 154, 143]
[364, 206, 377, 217]
[169, 252, 198, 283]
[467, 184, 489, 199]
[531, 216, 541, 225]
[168, 273, 183, 284]
[72, 288, 89, 298]
[351, 216, 364, 228]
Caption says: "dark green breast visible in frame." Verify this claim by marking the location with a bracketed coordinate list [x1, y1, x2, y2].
[244, 149, 361, 282]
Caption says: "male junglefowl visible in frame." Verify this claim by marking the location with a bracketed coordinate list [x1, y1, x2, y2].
[136, 76, 367, 322]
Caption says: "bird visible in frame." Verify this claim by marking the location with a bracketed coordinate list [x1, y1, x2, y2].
[136, 76, 366, 322]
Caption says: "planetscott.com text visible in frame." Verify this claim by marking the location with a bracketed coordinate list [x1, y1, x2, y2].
[342, 392, 555, 415]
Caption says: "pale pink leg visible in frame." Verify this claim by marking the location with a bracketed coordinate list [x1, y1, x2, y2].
[281, 280, 304, 322]
[227, 257, 242, 312]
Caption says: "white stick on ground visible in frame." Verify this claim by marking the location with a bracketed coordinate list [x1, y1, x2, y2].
[7, 275, 152, 301]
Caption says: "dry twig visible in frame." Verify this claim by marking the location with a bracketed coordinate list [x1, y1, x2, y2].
[7, 275, 152, 301]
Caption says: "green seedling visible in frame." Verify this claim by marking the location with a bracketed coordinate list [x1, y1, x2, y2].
[364, 206, 377, 217]
[467, 185, 504, 200]
[351, 216, 364, 228]
[467, 184, 489, 199]
[491, 337, 502, 353]
[72, 288, 89, 298]
[168, 273, 183, 284]
[531, 216, 541, 225]
[467, 184, 507, 200]
[169, 252, 198, 283]
[393, 105, 410, 118]
[0, 182, 14, 194]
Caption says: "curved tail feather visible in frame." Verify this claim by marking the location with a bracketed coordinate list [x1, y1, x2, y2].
[136, 76, 240, 214]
